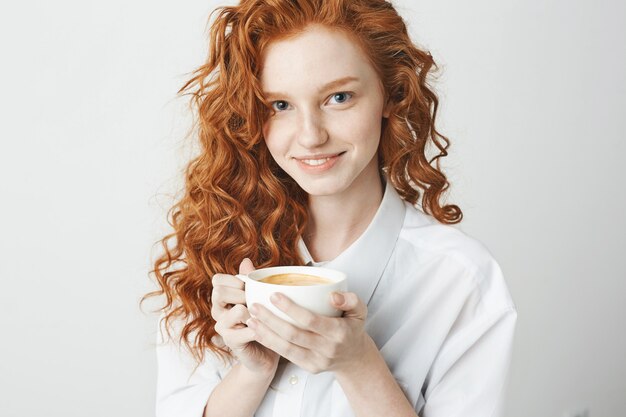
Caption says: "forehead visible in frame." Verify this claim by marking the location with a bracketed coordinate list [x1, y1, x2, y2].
[260, 25, 378, 92]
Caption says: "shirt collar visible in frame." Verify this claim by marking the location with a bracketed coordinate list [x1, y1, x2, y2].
[298, 179, 407, 305]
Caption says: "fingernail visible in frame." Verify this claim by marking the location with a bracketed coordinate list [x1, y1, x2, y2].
[249, 304, 259, 315]
[270, 293, 282, 304]
[331, 292, 344, 305]
[246, 318, 257, 328]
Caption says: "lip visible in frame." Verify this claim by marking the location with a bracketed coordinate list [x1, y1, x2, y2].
[293, 152, 345, 160]
[293, 151, 345, 173]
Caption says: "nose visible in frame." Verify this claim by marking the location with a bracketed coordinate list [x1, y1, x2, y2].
[296, 108, 329, 149]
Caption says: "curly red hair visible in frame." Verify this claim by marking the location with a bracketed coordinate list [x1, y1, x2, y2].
[144, 0, 462, 364]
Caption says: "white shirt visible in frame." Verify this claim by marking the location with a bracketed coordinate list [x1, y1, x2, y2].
[155, 181, 517, 417]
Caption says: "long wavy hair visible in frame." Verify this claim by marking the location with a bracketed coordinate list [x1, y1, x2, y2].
[144, 0, 462, 364]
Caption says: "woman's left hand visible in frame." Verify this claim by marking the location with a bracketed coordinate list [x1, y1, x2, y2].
[246, 291, 370, 374]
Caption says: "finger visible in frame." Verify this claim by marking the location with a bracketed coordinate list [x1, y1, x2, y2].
[330, 292, 367, 320]
[211, 286, 246, 320]
[247, 315, 311, 365]
[249, 303, 321, 349]
[211, 286, 246, 307]
[217, 304, 251, 332]
[219, 325, 257, 351]
[269, 293, 334, 334]
[212, 273, 245, 290]
[239, 258, 256, 275]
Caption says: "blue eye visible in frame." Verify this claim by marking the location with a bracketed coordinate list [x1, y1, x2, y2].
[272, 100, 290, 111]
[329, 92, 352, 104]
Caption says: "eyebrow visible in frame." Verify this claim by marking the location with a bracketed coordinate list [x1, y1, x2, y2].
[264, 76, 360, 100]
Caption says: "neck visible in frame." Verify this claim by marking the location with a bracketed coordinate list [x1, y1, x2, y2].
[304, 160, 384, 262]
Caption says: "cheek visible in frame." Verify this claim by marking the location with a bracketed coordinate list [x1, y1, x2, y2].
[339, 105, 383, 148]
[262, 121, 279, 152]
[262, 119, 289, 160]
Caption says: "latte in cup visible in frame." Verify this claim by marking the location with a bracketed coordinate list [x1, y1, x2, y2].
[260, 273, 332, 286]
[237, 266, 348, 327]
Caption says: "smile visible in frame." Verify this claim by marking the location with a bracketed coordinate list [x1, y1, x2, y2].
[293, 152, 345, 172]
[301, 158, 332, 166]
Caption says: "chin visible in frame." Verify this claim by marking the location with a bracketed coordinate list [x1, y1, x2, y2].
[293, 176, 351, 197]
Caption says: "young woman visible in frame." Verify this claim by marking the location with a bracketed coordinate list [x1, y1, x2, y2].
[147, 1, 517, 416]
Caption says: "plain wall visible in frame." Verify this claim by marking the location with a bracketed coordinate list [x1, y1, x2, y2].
[0, 1, 624, 416]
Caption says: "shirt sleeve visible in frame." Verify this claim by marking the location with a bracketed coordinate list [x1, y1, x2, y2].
[155, 317, 226, 417]
[420, 303, 517, 417]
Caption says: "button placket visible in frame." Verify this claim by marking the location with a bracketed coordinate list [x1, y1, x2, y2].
[272, 363, 308, 417]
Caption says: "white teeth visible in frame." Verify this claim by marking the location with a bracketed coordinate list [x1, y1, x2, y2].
[301, 158, 330, 166]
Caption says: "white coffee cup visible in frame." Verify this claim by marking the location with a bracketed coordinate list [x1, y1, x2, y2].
[236, 266, 348, 327]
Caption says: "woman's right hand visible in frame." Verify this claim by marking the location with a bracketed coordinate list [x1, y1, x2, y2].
[211, 258, 280, 375]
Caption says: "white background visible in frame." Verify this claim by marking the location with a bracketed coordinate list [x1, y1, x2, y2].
[0, 1, 624, 416]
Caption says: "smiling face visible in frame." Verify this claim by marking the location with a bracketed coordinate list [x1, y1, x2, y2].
[261, 25, 389, 198]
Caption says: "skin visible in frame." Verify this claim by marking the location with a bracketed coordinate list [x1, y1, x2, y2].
[261, 24, 389, 261]
[207, 25, 419, 417]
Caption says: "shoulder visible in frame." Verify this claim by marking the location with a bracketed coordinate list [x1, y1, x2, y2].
[400, 202, 493, 271]
[396, 202, 515, 311]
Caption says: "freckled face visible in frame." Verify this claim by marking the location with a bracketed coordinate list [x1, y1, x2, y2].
[261, 25, 389, 197]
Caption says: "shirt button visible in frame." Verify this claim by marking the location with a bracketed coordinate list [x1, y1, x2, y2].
[288, 375, 299, 385]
